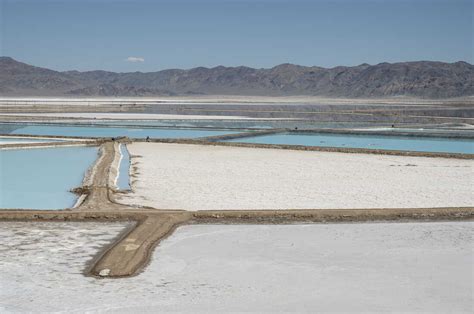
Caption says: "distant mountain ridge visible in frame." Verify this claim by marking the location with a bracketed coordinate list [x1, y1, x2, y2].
[0, 57, 472, 98]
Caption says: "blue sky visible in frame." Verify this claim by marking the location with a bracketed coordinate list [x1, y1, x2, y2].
[0, 0, 472, 72]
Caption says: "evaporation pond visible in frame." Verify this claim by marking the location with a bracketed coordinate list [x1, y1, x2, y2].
[227, 133, 474, 154]
[0, 146, 98, 209]
[2, 123, 239, 138]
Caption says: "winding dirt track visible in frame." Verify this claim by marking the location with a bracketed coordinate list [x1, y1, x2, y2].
[0, 139, 473, 278]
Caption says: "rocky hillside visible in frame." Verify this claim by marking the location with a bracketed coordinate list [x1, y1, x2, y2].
[0, 57, 472, 98]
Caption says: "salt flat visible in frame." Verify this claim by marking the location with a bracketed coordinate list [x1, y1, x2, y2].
[1, 95, 459, 105]
[0, 112, 289, 120]
[0, 221, 471, 312]
[117, 143, 473, 210]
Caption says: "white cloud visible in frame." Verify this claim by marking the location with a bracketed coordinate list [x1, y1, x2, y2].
[125, 57, 145, 63]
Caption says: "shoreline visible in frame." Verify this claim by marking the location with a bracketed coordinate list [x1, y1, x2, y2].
[0, 141, 98, 151]
[114, 143, 124, 189]
[0, 112, 298, 121]
[0, 95, 472, 105]
[0, 135, 90, 141]
[72, 144, 106, 209]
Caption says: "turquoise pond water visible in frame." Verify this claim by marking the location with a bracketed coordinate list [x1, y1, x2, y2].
[1, 124, 239, 138]
[227, 133, 474, 154]
[117, 144, 130, 190]
[0, 146, 98, 209]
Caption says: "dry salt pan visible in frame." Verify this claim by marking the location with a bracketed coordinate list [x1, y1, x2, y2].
[0, 221, 472, 312]
[117, 143, 473, 210]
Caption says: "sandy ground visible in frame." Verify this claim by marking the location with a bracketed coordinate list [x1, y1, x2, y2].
[0, 112, 292, 120]
[117, 143, 473, 210]
[0, 221, 471, 312]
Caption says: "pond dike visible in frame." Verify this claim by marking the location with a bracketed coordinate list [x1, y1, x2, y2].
[0, 207, 473, 278]
[0, 140, 99, 150]
[0, 139, 473, 278]
[286, 128, 474, 139]
[138, 138, 473, 160]
[196, 128, 287, 142]
[199, 127, 474, 141]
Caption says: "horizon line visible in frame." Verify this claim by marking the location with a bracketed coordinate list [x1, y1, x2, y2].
[1, 56, 472, 74]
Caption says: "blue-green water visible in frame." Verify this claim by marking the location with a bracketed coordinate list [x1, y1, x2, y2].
[117, 144, 130, 190]
[0, 146, 98, 209]
[2, 123, 239, 138]
[227, 133, 474, 154]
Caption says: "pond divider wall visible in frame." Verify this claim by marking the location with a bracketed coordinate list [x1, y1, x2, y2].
[286, 128, 474, 139]
[197, 129, 287, 142]
[0, 140, 100, 151]
[135, 138, 474, 159]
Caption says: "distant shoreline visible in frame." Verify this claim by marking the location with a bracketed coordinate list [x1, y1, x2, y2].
[0, 95, 473, 106]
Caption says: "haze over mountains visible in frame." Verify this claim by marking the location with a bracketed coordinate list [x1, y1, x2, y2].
[0, 57, 472, 98]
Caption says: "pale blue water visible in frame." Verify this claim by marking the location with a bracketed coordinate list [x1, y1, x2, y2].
[117, 144, 130, 190]
[227, 133, 474, 154]
[3, 123, 239, 138]
[0, 146, 98, 209]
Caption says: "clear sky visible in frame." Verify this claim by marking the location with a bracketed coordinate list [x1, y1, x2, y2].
[0, 0, 472, 72]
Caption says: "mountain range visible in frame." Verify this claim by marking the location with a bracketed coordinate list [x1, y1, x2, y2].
[0, 57, 472, 98]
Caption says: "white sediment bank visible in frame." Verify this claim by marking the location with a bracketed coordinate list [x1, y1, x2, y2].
[0, 141, 50, 146]
[114, 144, 124, 189]
[1, 95, 469, 105]
[117, 143, 473, 210]
[81, 145, 105, 188]
[0, 135, 89, 141]
[0, 221, 472, 312]
[0, 112, 294, 120]
[0, 136, 90, 150]
[108, 142, 122, 190]
[0, 142, 97, 151]
[110, 143, 131, 191]
[72, 145, 105, 208]
[0, 138, 55, 145]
